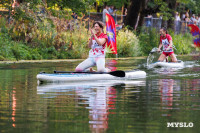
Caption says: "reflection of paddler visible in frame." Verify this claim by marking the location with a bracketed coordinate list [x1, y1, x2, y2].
[75, 86, 116, 132]
[159, 79, 174, 107]
[88, 87, 108, 130]
[88, 86, 117, 132]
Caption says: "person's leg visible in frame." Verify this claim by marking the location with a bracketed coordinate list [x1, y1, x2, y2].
[169, 53, 177, 62]
[75, 58, 95, 72]
[158, 53, 167, 62]
[166, 56, 169, 62]
[95, 57, 108, 72]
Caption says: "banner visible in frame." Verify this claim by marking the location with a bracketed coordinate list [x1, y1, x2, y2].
[188, 24, 200, 47]
[105, 13, 117, 54]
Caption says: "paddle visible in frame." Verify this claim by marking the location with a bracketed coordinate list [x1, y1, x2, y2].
[150, 47, 162, 54]
[147, 47, 162, 66]
[54, 70, 125, 77]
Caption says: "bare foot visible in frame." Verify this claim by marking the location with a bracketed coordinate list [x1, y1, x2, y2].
[89, 67, 96, 72]
[106, 68, 111, 72]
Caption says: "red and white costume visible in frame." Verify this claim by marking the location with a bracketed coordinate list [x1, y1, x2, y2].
[76, 33, 108, 72]
[89, 33, 107, 58]
[160, 34, 174, 56]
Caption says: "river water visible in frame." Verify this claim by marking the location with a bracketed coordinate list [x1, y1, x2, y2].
[0, 55, 199, 133]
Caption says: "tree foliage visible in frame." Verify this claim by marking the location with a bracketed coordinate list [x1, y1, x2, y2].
[0, 0, 11, 5]
[185, 0, 200, 14]
[106, 0, 128, 8]
[46, 0, 96, 13]
[2, 0, 200, 31]
[124, 0, 200, 30]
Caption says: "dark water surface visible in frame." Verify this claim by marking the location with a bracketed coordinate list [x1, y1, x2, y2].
[0, 56, 199, 133]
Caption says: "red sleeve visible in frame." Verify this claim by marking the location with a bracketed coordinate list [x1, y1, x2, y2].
[102, 34, 108, 41]
[160, 36, 162, 43]
[101, 34, 108, 47]
[166, 34, 172, 41]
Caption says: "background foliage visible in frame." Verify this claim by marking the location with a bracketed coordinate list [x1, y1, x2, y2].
[0, 0, 196, 61]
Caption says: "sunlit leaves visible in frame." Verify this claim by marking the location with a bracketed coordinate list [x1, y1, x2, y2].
[47, 0, 94, 13]
[159, 2, 173, 21]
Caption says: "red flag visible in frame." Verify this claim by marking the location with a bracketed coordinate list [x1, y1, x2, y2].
[188, 24, 200, 47]
[106, 13, 117, 54]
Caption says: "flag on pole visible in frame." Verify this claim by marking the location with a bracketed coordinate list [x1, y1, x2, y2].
[188, 24, 200, 47]
[105, 13, 118, 54]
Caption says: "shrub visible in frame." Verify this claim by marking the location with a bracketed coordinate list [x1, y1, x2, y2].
[169, 31, 194, 55]
[0, 55, 5, 61]
[108, 28, 141, 57]
[139, 28, 160, 56]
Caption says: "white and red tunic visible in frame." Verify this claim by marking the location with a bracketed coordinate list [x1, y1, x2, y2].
[160, 34, 173, 52]
[89, 33, 108, 58]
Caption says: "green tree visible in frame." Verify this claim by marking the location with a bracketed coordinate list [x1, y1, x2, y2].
[124, 0, 198, 31]
[46, 0, 95, 13]
[184, 0, 200, 15]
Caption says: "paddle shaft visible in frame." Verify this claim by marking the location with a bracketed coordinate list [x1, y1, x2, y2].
[54, 70, 125, 77]
[54, 71, 108, 74]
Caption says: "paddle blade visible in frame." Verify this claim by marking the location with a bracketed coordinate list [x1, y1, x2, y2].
[109, 70, 125, 77]
[150, 47, 158, 54]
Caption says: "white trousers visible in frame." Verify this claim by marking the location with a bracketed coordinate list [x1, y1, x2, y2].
[75, 57, 108, 72]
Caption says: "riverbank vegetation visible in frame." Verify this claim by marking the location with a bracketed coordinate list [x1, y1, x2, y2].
[0, 1, 197, 61]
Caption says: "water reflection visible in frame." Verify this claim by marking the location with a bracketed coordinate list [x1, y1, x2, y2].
[76, 86, 115, 132]
[12, 88, 16, 128]
[37, 80, 145, 132]
[159, 79, 174, 110]
[158, 79, 181, 113]
[106, 59, 117, 71]
[0, 56, 199, 133]
[152, 67, 182, 75]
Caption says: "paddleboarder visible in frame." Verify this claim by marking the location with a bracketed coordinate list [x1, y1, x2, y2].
[157, 27, 177, 62]
[75, 21, 110, 72]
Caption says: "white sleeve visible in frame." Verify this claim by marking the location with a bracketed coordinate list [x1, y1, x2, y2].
[106, 9, 109, 14]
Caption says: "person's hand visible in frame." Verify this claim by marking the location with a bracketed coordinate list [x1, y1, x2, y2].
[157, 48, 161, 52]
[90, 29, 94, 37]
[166, 47, 170, 51]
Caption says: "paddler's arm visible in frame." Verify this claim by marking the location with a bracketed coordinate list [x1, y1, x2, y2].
[93, 35, 106, 46]
[158, 42, 162, 52]
[91, 29, 106, 46]
[166, 40, 173, 51]
[88, 35, 93, 48]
